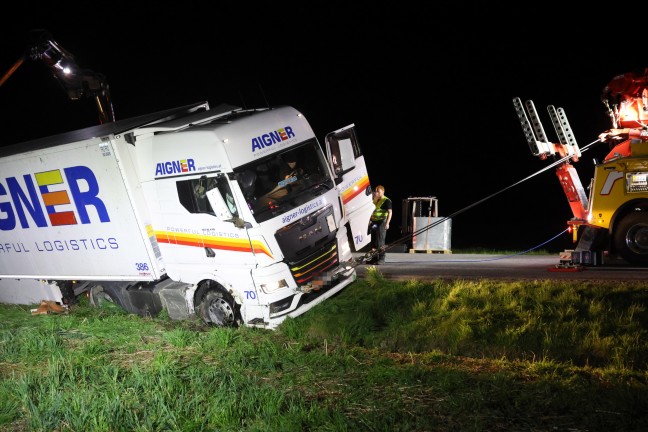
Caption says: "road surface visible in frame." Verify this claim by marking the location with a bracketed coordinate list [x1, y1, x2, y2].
[352, 252, 648, 282]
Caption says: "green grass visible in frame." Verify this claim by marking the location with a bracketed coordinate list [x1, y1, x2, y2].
[1, 270, 647, 431]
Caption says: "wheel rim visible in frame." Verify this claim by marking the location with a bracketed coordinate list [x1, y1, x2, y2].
[207, 297, 234, 326]
[96, 292, 114, 306]
[625, 223, 648, 255]
[89, 286, 120, 309]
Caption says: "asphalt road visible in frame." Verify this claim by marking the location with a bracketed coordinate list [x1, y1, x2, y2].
[352, 252, 648, 282]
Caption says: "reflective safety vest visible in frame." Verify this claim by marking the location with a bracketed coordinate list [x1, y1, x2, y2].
[371, 196, 390, 222]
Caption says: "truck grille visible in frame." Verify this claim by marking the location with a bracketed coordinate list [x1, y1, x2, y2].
[288, 241, 339, 285]
[274, 204, 339, 287]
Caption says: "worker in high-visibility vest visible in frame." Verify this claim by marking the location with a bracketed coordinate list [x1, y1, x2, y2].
[368, 185, 392, 264]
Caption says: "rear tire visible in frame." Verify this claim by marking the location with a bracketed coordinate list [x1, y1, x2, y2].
[613, 212, 648, 265]
[88, 284, 123, 309]
[197, 290, 239, 327]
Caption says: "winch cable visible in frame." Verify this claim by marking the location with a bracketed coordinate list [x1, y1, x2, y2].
[387, 227, 569, 264]
[356, 138, 601, 265]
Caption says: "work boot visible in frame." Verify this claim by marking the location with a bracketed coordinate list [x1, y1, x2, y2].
[364, 249, 379, 264]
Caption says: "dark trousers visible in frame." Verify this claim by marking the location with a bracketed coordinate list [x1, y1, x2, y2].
[370, 219, 386, 262]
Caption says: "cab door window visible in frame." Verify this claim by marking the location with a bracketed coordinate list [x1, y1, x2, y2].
[176, 174, 238, 218]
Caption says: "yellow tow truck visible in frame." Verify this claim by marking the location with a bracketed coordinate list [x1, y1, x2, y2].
[514, 68, 648, 266]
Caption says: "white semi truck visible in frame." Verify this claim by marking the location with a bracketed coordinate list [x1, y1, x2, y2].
[0, 101, 375, 329]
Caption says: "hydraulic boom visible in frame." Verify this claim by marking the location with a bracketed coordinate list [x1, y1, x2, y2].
[0, 29, 115, 124]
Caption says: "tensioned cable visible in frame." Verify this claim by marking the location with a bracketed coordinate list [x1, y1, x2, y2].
[382, 138, 601, 255]
[387, 227, 569, 263]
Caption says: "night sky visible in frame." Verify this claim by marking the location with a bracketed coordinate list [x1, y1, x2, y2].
[1, 3, 645, 253]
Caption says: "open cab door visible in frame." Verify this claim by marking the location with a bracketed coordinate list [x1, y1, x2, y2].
[325, 124, 374, 251]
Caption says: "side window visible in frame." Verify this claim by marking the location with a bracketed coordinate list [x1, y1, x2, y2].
[177, 175, 237, 216]
[177, 177, 211, 214]
[330, 139, 342, 176]
[326, 126, 362, 178]
[338, 138, 356, 170]
[216, 175, 238, 218]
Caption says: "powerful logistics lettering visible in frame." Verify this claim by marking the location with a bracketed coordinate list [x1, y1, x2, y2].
[1, 237, 118, 253]
[0, 166, 110, 231]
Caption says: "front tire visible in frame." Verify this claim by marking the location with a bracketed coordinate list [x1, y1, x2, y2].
[197, 290, 239, 327]
[613, 212, 648, 265]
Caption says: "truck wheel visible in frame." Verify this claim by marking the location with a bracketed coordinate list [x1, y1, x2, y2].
[88, 284, 122, 309]
[197, 290, 239, 327]
[614, 212, 648, 265]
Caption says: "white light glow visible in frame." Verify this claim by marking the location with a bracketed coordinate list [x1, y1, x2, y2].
[260, 279, 288, 294]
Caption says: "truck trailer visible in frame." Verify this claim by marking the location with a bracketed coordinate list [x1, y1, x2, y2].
[0, 101, 374, 329]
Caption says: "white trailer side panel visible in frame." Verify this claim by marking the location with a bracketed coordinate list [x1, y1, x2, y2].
[0, 136, 163, 281]
[0, 279, 63, 305]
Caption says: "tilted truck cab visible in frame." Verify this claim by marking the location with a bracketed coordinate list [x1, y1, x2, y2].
[0, 102, 374, 329]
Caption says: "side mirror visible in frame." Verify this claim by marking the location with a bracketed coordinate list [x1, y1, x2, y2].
[232, 216, 247, 229]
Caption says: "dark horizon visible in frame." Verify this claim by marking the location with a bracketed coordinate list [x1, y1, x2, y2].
[1, 4, 644, 253]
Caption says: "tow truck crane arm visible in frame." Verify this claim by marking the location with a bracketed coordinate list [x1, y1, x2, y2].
[0, 29, 115, 124]
[513, 97, 589, 222]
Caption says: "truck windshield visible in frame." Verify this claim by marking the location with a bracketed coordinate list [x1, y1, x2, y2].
[233, 140, 334, 223]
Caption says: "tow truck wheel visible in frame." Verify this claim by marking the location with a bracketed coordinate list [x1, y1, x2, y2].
[614, 212, 648, 265]
[197, 290, 238, 327]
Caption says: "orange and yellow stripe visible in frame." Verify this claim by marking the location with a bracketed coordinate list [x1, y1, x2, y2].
[340, 174, 370, 205]
[155, 230, 272, 258]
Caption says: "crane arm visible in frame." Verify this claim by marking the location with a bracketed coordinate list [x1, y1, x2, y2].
[0, 29, 115, 124]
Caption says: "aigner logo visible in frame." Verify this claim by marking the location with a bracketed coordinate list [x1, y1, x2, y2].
[251, 126, 295, 152]
[0, 166, 110, 231]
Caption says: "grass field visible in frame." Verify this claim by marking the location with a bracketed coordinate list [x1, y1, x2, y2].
[1, 268, 647, 431]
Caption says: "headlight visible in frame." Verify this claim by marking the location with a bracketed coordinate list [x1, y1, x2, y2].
[260, 279, 288, 294]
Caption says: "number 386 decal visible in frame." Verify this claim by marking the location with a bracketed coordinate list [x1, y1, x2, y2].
[135, 262, 150, 271]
